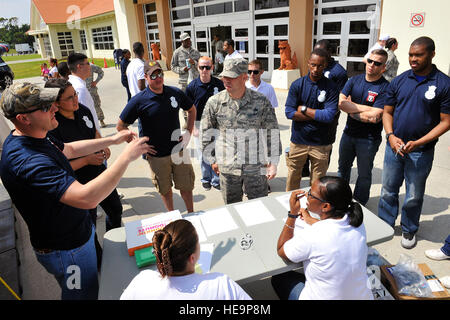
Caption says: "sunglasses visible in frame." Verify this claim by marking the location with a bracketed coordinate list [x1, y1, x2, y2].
[149, 72, 164, 80]
[248, 70, 260, 75]
[307, 189, 327, 203]
[367, 58, 383, 67]
[199, 65, 212, 70]
[17, 104, 52, 116]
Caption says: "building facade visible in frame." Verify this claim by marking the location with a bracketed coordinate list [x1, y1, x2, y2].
[28, 0, 449, 78]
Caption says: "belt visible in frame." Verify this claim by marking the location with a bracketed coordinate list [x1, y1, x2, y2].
[34, 248, 53, 254]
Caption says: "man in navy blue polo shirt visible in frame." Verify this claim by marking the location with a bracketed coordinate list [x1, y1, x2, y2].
[337, 49, 389, 206]
[285, 48, 339, 191]
[117, 61, 197, 213]
[378, 37, 450, 249]
[186, 56, 224, 191]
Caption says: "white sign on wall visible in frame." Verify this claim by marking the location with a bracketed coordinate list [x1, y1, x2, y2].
[410, 12, 425, 28]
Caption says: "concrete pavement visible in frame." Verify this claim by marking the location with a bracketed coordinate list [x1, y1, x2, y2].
[9, 67, 450, 299]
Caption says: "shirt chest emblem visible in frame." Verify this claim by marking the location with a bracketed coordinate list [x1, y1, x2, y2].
[213, 87, 219, 95]
[366, 91, 379, 103]
[425, 85, 436, 100]
[170, 96, 178, 108]
[82, 116, 93, 129]
[318, 90, 326, 103]
[324, 71, 331, 78]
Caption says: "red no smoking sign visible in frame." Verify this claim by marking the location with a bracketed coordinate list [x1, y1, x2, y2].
[410, 13, 425, 27]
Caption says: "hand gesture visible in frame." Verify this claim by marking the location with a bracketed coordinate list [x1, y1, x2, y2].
[112, 129, 137, 144]
[289, 190, 305, 215]
[388, 135, 406, 156]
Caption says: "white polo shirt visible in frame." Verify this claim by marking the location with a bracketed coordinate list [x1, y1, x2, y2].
[283, 214, 373, 300]
[246, 80, 278, 108]
[225, 50, 243, 60]
[120, 270, 252, 300]
[68, 74, 100, 131]
[126, 58, 147, 97]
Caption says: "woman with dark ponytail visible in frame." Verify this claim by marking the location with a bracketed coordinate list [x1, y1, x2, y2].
[272, 176, 373, 300]
[121, 219, 251, 300]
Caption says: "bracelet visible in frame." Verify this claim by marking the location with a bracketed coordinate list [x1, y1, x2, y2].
[287, 211, 300, 219]
[284, 224, 295, 230]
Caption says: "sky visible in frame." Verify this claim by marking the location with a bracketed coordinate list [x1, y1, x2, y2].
[0, 0, 32, 25]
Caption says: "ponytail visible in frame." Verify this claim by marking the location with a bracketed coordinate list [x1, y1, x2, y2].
[152, 230, 173, 277]
[347, 201, 364, 227]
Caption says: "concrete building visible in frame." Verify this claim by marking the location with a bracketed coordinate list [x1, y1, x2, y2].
[28, 0, 449, 78]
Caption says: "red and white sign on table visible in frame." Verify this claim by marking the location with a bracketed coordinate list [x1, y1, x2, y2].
[410, 13, 425, 28]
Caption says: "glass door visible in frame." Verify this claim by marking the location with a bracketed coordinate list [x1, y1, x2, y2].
[193, 27, 210, 57]
[313, 0, 381, 77]
[232, 25, 250, 61]
[254, 19, 289, 80]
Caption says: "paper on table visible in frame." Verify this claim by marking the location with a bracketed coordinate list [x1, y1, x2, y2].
[195, 243, 214, 274]
[276, 193, 307, 211]
[199, 207, 238, 237]
[234, 200, 275, 226]
[185, 215, 208, 243]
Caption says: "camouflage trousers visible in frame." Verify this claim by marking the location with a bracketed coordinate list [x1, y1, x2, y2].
[89, 88, 104, 121]
[220, 173, 268, 205]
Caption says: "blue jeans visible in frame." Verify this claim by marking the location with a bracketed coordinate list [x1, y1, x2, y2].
[378, 144, 434, 235]
[271, 271, 306, 300]
[338, 133, 381, 205]
[441, 235, 450, 256]
[34, 225, 99, 300]
[201, 158, 219, 187]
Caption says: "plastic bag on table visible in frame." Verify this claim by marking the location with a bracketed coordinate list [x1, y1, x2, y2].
[390, 254, 433, 298]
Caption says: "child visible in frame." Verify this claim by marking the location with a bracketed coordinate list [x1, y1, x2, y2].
[41, 63, 49, 81]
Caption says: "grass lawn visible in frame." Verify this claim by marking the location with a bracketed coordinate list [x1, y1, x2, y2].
[2, 54, 42, 62]
[9, 58, 116, 79]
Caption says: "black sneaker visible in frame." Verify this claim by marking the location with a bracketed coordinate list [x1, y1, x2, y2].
[202, 182, 211, 190]
[213, 184, 221, 191]
[268, 185, 272, 193]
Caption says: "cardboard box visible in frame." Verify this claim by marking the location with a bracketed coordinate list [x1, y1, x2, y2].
[381, 263, 450, 300]
[125, 210, 182, 256]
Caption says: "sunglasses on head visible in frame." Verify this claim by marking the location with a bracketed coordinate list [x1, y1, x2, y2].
[367, 58, 383, 67]
[149, 72, 164, 80]
[199, 65, 212, 70]
[248, 70, 260, 75]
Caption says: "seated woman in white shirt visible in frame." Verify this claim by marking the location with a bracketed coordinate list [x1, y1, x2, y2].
[272, 176, 373, 300]
[120, 219, 252, 300]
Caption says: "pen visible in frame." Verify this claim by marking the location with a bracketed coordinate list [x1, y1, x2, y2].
[396, 144, 405, 155]
[297, 193, 306, 199]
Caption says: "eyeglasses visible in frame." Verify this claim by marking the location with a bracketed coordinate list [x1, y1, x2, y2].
[248, 70, 260, 75]
[367, 58, 383, 67]
[59, 92, 78, 102]
[149, 72, 164, 80]
[199, 65, 212, 70]
[307, 189, 327, 203]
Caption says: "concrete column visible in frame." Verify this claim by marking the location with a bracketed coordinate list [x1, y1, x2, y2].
[113, 0, 141, 52]
[289, 0, 314, 76]
[155, 0, 173, 67]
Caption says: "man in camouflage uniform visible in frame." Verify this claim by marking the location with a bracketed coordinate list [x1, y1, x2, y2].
[201, 58, 282, 204]
[85, 63, 105, 127]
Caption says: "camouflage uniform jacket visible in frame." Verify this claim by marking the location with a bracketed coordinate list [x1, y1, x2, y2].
[170, 46, 201, 85]
[201, 88, 282, 175]
[85, 63, 104, 93]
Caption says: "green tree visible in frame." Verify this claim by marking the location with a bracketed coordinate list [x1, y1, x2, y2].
[0, 17, 34, 47]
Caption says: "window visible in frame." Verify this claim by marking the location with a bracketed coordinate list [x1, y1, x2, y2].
[206, 2, 232, 15]
[57, 32, 74, 57]
[172, 8, 190, 20]
[43, 34, 52, 57]
[255, 0, 289, 10]
[234, 0, 249, 12]
[91, 26, 114, 50]
[79, 30, 87, 50]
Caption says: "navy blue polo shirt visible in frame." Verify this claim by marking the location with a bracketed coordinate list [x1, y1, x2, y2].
[49, 104, 106, 184]
[0, 133, 92, 250]
[285, 73, 339, 146]
[325, 59, 348, 92]
[120, 85, 193, 157]
[341, 73, 389, 140]
[384, 65, 450, 151]
[186, 76, 225, 121]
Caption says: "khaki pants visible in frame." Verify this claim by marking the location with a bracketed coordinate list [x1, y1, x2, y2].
[285, 142, 332, 191]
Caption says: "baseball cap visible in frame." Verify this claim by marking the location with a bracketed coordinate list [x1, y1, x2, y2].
[180, 33, 191, 41]
[0, 82, 59, 119]
[379, 34, 390, 41]
[144, 60, 162, 75]
[219, 58, 248, 79]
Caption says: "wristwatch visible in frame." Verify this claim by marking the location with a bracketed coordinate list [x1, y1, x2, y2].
[386, 132, 394, 140]
[287, 211, 299, 219]
[301, 106, 308, 115]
